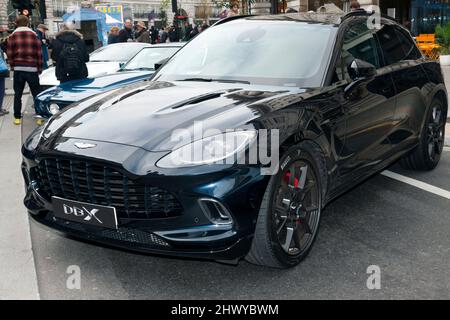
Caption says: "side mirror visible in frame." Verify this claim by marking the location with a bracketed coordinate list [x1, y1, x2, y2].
[154, 57, 170, 71]
[347, 59, 377, 81]
[119, 62, 125, 70]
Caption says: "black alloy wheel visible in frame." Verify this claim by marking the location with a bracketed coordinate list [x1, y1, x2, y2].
[273, 160, 320, 255]
[246, 141, 325, 268]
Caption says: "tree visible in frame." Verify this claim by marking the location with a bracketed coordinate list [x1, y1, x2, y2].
[159, 0, 170, 28]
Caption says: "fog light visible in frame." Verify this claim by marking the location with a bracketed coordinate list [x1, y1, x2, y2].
[49, 103, 60, 115]
[199, 198, 233, 225]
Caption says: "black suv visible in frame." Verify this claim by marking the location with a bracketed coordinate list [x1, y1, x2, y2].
[22, 12, 447, 268]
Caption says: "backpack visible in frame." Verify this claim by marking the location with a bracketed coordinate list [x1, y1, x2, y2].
[59, 42, 83, 78]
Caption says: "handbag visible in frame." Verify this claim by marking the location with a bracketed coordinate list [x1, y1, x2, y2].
[0, 50, 9, 77]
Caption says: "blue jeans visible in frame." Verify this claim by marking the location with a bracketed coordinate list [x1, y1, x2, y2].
[0, 78, 5, 109]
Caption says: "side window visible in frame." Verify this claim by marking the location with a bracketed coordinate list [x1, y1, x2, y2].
[334, 20, 381, 83]
[394, 27, 422, 60]
[375, 24, 420, 65]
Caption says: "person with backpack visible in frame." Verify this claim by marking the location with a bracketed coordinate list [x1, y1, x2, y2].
[51, 24, 89, 83]
[7, 15, 43, 125]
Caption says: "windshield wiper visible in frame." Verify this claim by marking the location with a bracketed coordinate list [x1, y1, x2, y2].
[179, 78, 250, 84]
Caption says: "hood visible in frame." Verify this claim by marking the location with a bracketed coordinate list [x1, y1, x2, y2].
[44, 81, 308, 152]
[39, 62, 121, 86]
[12, 26, 35, 34]
[55, 29, 83, 42]
[38, 71, 152, 103]
[65, 71, 152, 90]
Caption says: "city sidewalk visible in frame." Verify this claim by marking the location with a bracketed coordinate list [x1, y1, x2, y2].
[0, 95, 39, 300]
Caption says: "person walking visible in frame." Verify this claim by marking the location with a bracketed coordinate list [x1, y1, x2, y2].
[36, 24, 49, 69]
[107, 26, 120, 44]
[160, 27, 168, 43]
[168, 26, 178, 42]
[7, 15, 43, 125]
[51, 24, 89, 84]
[0, 46, 9, 116]
[118, 19, 134, 42]
[150, 26, 158, 44]
[135, 22, 150, 43]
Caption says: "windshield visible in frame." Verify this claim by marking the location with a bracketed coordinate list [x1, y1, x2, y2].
[155, 20, 336, 87]
[90, 44, 146, 62]
[123, 47, 180, 71]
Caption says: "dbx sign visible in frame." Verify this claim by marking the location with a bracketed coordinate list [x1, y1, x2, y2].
[63, 204, 103, 224]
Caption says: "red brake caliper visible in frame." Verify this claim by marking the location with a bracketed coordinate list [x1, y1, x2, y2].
[284, 171, 301, 225]
[284, 171, 299, 188]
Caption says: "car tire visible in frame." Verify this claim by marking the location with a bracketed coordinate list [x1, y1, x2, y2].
[245, 141, 326, 268]
[400, 98, 447, 171]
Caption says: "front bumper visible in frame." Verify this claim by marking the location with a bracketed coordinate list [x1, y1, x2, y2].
[22, 151, 268, 261]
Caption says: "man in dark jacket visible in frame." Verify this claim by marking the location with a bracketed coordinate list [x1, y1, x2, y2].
[118, 19, 134, 42]
[7, 15, 43, 125]
[150, 26, 158, 44]
[135, 22, 150, 43]
[51, 25, 89, 83]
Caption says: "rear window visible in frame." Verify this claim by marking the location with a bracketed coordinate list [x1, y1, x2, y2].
[376, 24, 421, 65]
[90, 44, 146, 62]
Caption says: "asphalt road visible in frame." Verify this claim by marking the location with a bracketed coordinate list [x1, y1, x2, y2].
[20, 103, 450, 300]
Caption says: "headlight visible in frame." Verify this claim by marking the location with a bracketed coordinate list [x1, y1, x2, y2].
[24, 124, 46, 151]
[49, 103, 60, 115]
[157, 130, 257, 168]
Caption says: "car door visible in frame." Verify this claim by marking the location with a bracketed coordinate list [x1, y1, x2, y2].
[374, 22, 429, 151]
[328, 18, 397, 186]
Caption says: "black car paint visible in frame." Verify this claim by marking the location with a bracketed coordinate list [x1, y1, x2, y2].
[22, 13, 447, 261]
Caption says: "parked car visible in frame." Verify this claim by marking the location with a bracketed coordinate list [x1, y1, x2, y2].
[23, 12, 447, 268]
[39, 42, 152, 89]
[36, 43, 184, 117]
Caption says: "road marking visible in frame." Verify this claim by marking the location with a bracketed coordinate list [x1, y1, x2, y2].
[381, 170, 450, 200]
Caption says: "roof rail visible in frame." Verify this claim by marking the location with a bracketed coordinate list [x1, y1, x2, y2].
[211, 15, 253, 27]
[342, 9, 397, 22]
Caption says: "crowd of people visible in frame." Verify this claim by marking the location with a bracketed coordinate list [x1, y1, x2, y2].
[107, 19, 211, 45]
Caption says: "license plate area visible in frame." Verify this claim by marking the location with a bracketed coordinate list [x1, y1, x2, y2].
[52, 196, 118, 229]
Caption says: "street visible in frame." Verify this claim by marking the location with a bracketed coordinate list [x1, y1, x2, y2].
[1, 75, 450, 300]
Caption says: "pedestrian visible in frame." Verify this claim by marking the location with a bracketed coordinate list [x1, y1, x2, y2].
[350, 0, 361, 10]
[227, 3, 240, 17]
[201, 21, 209, 32]
[135, 22, 150, 43]
[184, 23, 192, 41]
[7, 15, 43, 125]
[190, 25, 199, 39]
[0, 46, 9, 116]
[118, 19, 134, 42]
[168, 26, 178, 42]
[36, 24, 49, 69]
[160, 27, 168, 43]
[107, 26, 120, 44]
[150, 26, 158, 44]
[50, 24, 89, 84]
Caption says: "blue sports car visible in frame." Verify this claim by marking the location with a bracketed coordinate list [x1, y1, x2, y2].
[35, 43, 184, 117]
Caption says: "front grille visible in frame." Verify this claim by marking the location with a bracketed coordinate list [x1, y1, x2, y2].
[36, 158, 183, 219]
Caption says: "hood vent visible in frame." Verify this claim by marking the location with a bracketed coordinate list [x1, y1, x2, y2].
[170, 91, 227, 110]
